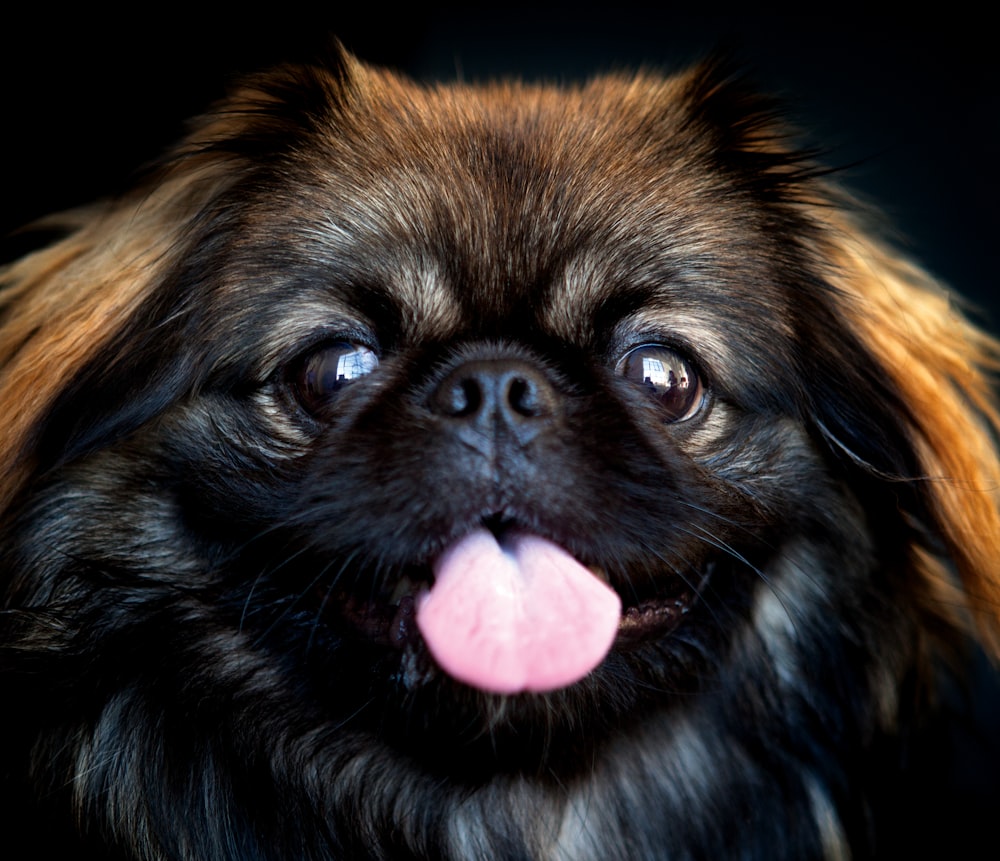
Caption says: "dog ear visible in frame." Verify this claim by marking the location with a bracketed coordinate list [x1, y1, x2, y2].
[675, 61, 934, 484]
[677, 60, 1000, 654]
[0, 200, 192, 511]
[178, 40, 370, 164]
[0, 46, 374, 513]
[822, 208, 1000, 655]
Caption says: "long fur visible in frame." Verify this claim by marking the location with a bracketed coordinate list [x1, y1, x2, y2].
[1, 47, 999, 860]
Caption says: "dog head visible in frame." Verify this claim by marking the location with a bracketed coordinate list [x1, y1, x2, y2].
[2, 46, 999, 857]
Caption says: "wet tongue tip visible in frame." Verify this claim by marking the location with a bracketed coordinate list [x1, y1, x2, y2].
[416, 529, 621, 694]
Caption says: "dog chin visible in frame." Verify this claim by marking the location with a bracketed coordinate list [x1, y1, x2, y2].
[1, 45, 999, 860]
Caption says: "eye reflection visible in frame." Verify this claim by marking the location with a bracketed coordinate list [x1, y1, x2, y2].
[639, 355, 690, 393]
[332, 348, 379, 383]
[295, 341, 379, 413]
[618, 344, 702, 421]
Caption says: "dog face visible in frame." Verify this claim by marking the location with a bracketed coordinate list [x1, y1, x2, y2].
[1, 48, 999, 859]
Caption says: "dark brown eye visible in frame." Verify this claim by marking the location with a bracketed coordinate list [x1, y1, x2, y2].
[294, 341, 379, 413]
[617, 344, 703, 421]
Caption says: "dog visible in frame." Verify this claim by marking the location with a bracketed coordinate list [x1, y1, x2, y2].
[1, 45, 998, 860]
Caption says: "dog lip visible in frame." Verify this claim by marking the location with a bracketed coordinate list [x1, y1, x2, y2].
[614, 593, 695, 647]
[323, 576, 425, 647]
[325, 562, 701, 655]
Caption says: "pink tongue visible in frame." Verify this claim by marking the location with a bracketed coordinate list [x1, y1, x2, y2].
[416, 529, 621, 694]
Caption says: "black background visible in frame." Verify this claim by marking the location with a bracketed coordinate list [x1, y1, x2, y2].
[2, 4, 998, 853]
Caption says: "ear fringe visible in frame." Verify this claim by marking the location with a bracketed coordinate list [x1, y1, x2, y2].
[821, 209, 1000, 656]
[0, 169, 236, 513]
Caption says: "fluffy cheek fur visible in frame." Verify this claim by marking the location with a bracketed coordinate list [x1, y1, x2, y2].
[1, 48, 999, 861]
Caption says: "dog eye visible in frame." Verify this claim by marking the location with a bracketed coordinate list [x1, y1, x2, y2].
[293, 341, 379, 412]
[617, 344, 703, 421]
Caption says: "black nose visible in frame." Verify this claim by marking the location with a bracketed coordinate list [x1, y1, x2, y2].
[430, 359, 558, 446]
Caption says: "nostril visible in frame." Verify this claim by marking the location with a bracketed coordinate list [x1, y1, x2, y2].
[506, 376, 543, 418]
[430, 359, 558, 430]
[434, 376, 483, 418]
[461, 380, 483, 416]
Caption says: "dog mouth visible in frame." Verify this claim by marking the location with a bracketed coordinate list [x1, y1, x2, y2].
[327, 527, 703, 694]
[335, 581, 697, 646]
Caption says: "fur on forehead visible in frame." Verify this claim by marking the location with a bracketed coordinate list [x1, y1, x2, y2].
[162, 49, 828, 374]
[224, 48, 819, 309]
